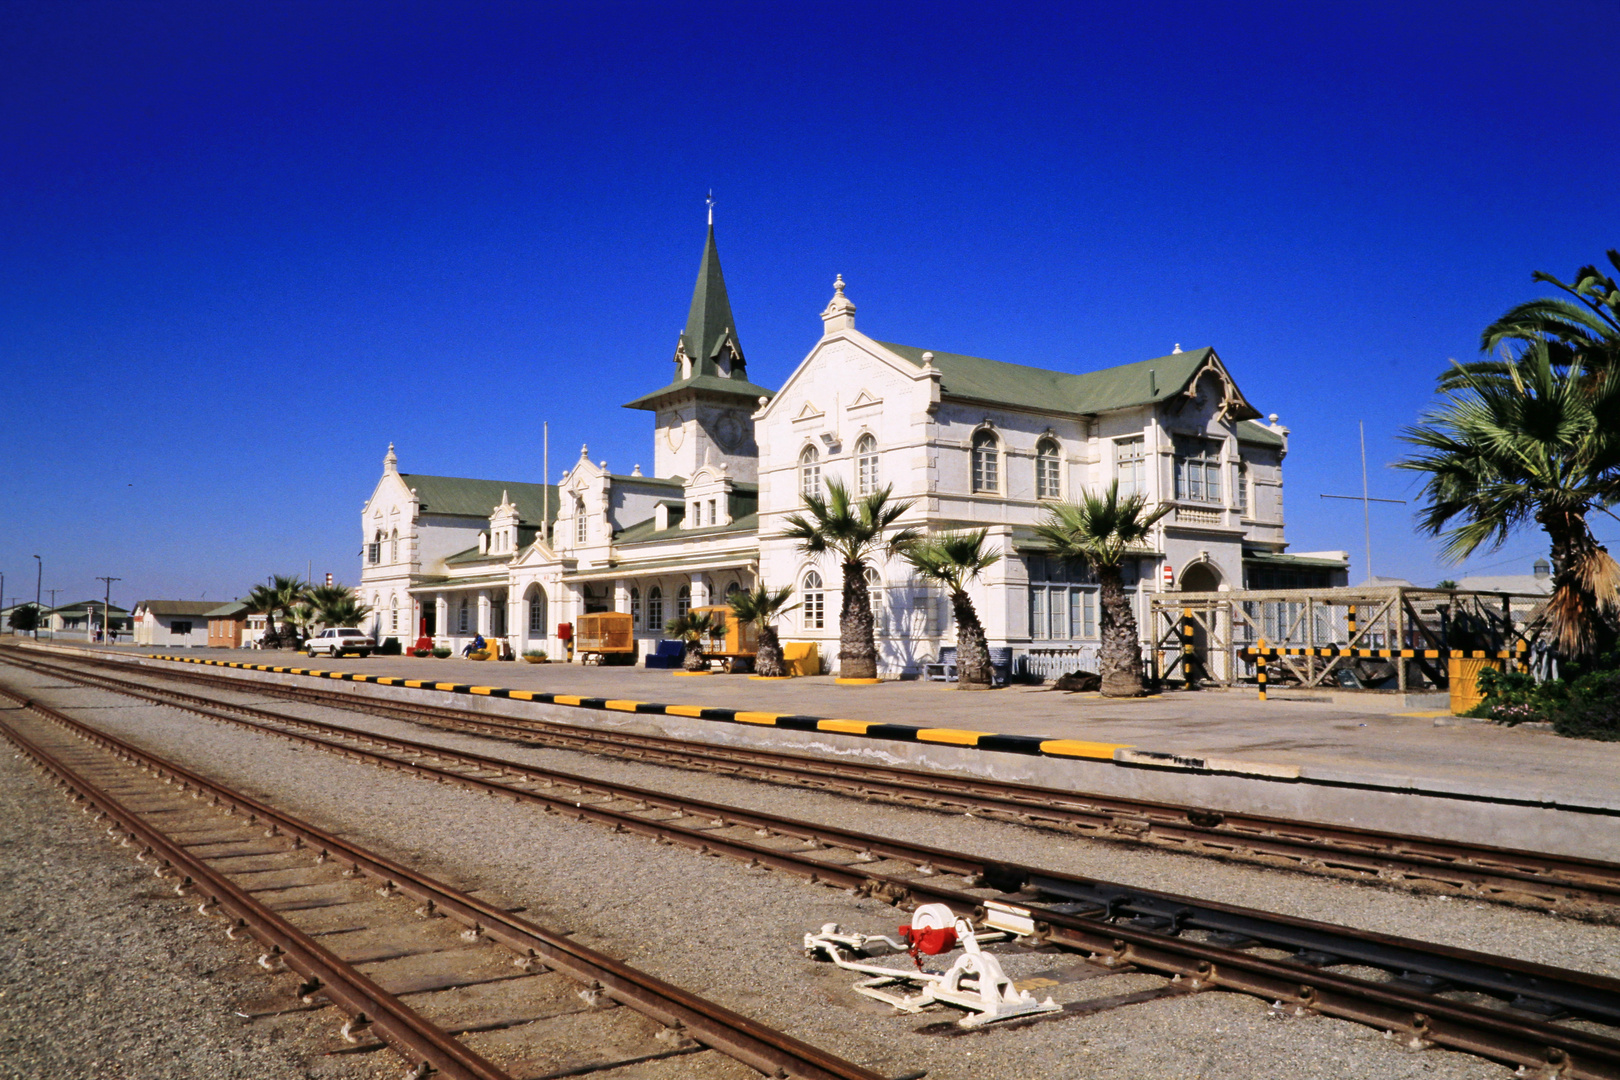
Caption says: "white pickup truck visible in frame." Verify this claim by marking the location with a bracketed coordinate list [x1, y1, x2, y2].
[305, 628, 374, 658]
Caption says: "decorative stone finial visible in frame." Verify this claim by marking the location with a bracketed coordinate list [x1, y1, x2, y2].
[580, 443, 589, 460]
[383, 442, 398, 473]
[632, 464, 643, 476]
[820, 274, 857, 334]
[921, 351, 935, 368]
[1172, 343, 1182, 354]
[1268, 413, 1279, 424]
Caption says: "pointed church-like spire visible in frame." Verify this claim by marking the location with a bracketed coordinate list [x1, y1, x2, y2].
[679, 200, 745, 380]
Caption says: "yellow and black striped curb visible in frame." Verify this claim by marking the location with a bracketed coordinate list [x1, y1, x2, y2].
[144, 653, 1143, 764]
[1242, 646, 1528, 660]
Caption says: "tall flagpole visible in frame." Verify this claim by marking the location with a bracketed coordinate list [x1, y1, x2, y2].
[1360, 421, 1372, 578]
[543, 422, 549, 543]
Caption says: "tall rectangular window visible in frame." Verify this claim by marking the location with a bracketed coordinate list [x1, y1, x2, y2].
[1116, 437, 1145, 498]
[1237, 462, 1250, 515]
[971, 431, 999, 493]
[1029, 587, 1047, 640]
[1175, 438, 1222, 503]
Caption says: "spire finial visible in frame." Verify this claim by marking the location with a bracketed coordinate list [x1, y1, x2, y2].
[1172, 343, 1183, 354]
[706, 189, 714, 226]
[820, 274, 857, 334]
[384, 442, 398, 473]
[580, 442, 589, 460]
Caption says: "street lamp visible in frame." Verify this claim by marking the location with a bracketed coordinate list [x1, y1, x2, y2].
[33, 555, 41, 640]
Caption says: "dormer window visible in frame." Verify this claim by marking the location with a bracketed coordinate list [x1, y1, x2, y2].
[575, 498, 587, 544]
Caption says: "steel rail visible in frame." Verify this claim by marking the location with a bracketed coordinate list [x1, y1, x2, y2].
[0, 686, 887, 1080]
[0, 712, 515, 1080]
[15, 644, 1620, 915]
[7, 663, 1620, 1078]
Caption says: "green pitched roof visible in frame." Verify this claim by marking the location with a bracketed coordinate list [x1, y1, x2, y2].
[876, 342, 1259, 420]
[1235, 419, 1284, 447]
[682, 224, 744, 377]
[622, 373, 776, 411]
[613, 511, 760, 546]
[397, 474, 558, 524]
[204, 601, 250, 618]
[623, 224, 775, 411]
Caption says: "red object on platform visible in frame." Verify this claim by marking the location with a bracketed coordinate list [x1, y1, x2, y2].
[898, 923, 959, 956]
[556, 622, 573, 640]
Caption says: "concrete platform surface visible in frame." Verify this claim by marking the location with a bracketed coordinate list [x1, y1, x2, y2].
[67, 643, 1617, 807]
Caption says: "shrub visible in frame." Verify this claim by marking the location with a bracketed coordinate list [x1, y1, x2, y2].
[432, 647, 451, 658]
[412, 647, 431, 657]
[377, 637, 402, 655]
[1550, 669, 1620, 740]
[523, 649, 547, 660]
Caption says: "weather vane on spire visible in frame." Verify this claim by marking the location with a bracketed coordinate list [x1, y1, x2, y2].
[707, 189, 714, 226]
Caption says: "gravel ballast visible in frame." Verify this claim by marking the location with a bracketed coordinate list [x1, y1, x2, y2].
[10, 664, 1605, 1079]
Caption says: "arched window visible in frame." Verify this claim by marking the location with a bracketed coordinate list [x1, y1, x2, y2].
[865, 566, 885, 637]
[390, 596, 399, 632]
[802, 571, 825, 630]
[799, 444, 821, 499]
[457, 600, 469, 634]
[390, 528, 399, 562]
[676, 585, 691, 619]
[725, 581, 740, 598]
[528, 590, 546, 634]
[629, 587, 641, 628]
[855, 434, 879, 496]
[575, 498, 588, 544]
[971, 430, 1000, 493]
[648, 587, 664, 630]
[369, 530, 383, 566]
[1036, 438, 1061, 500]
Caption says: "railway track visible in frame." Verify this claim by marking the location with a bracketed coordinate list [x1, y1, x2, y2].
[12, 643, 1620, 918]
[7, 655, 1620, 1078]
[0, 688, 889, 1080]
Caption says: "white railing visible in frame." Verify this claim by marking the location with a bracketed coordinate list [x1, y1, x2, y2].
[1016, 646, 1101, 682]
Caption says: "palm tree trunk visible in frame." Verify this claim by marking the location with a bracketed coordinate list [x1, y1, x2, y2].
[1097, 565, 1144, 696]
[951, 590, 993, 689]
[839, 559, 878, 679]
[756, 624, 785, 677]
[1540, 510, 1620, 659]
[682, 637, 706, 671]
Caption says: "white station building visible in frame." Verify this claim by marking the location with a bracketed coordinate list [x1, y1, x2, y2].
[359, 221, 1345, 674]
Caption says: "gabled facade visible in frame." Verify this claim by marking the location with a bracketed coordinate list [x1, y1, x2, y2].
[357, 219, 1343, 672]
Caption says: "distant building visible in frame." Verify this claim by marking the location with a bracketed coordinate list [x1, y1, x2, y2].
[1456, 559, 1553, 596]
[204, 601, 262, 648]
[45, 600, 132, 639]
[132, 600, 217, 647]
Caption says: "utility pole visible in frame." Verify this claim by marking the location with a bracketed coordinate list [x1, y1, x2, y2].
[32, 555, 41, 639]
[98, 576, 121, 645]
[1320, 421, 1406, 581]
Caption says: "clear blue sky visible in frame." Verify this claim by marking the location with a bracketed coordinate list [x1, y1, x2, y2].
[3, 0, 1617, 608]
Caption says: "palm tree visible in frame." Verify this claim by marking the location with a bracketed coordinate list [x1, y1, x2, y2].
[664, 610, 716, 671]
[1035, 482, 1172, 697]
[1397, 338, 1620, 658]
[727, 583, 797, 677]
[309, 584, 370, 631]
[903, 529, 1001, 689]
[1480, 251, 1620, 370]
[781, 478, 922, 680]
[318, 595, 373, 631]
[251, 575, 310, 648]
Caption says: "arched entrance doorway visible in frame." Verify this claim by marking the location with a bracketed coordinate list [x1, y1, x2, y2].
[1177, 562, 1223, 682]
[523, 584, 547, 654]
